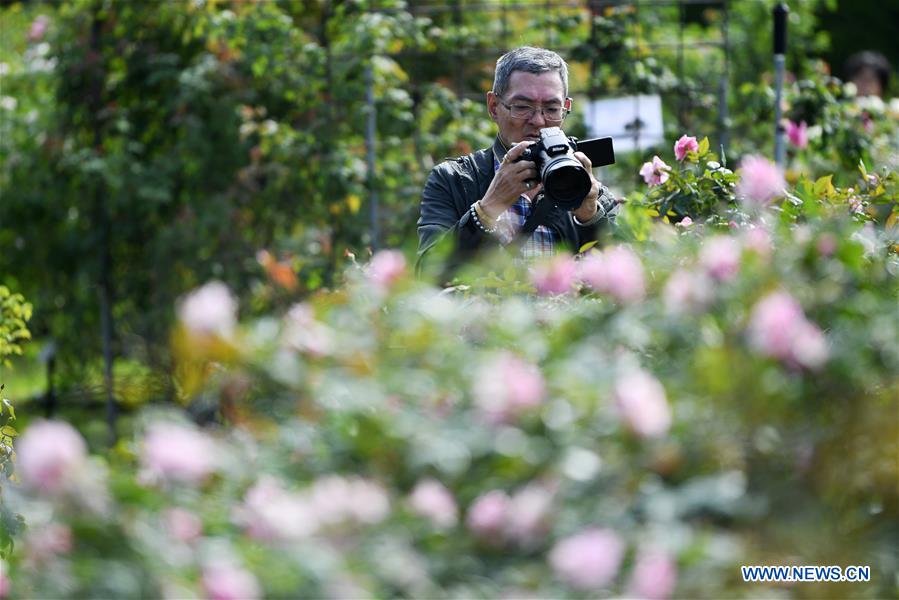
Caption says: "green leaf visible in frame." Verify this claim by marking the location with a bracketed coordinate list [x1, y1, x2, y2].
[2, 399, 15, 421]
[813, 175, 834, 198]
[578, 240, 598, 253]
[698, 136, 710, 155]
[0, 426, 17, 438]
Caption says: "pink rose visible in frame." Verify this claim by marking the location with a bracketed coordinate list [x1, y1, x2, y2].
[28, 15, 49, 43]
[308, 476, 390, 526]
[530, 253, 577, 296]
[742, 227, 774, 259]
[283, 303, 334, 357]
[0, 558, 12, 598]
[0, 559, 8, 598]
[663, 269, 714, 315]
[466, 490, 511, 537]
[639, 155, 671, 186]
[736, 155, 784, 206]
[164, 508, 203, 543]
[25, 523, 72, 565]
[579, 246, 646, 304]
[141, 423, 216, 485]
[178, 281, 237, 338]
[549, 528, 625, 590]
[674, 216, 693, 228]
[816, 233, 837, 257]
[367, 250, 406, 290]
[235, 476, 317, 541]
[505, 483, 555, 545]
[789, 319, 829, 370]
[473, 352, 545, 424]
[699, 236, 742, 281]
[614, 368, 671, 438]
[747, 291, 829, 369]
[408, 478, 458, 529]
[16, 420, 87, 495]
[785, 120, 808, 149]
[628, 548, 678, 600]
[673, 134, 699, 161]
[202, 563, 261, 600]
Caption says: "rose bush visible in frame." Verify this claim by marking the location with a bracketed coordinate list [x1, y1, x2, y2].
[4, 146, 897, 598]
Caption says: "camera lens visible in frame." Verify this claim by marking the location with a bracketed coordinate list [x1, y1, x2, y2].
[543, 159, 591, 210]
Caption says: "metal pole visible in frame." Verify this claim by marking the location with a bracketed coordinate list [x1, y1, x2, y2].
[773, 3, 788, 167]
[365, 61, 379, 251]
[88, 2, 117, 446]
[718, 0, 730, 153]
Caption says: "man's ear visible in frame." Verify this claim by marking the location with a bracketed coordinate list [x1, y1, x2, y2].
[486, 91, 498, 121]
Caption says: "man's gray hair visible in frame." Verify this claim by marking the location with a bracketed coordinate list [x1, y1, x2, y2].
[493, 46, 569, 98]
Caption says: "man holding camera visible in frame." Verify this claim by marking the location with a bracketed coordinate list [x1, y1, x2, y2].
[417, 46, 617, 265]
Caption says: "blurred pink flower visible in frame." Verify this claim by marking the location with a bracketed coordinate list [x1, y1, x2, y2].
[627, 548, 678, 600]
[141, 423, 216, 485]
[816, 233, 837, 257]
[308, 475, 390, 526]
[785, 120, 808, 149]
[674, 216, 693, 228]
[367, 250, 406, 290]
[235, 476, 316, 541]
[164, 508, 203, 543]
[736, 155, 784, 206]
[639, 155, 671, 186]
[0, 559, 8, 598]
[549, 528, 625, 590]
[202, 563, 261, 600]
[747, 291, 829, 369]
[178, 281, 237, 338]
[25, 523, 72, 565]
[742, 227, 774, 259]
[790, 319, 829, 370]
[699, 236, 742, 281]
[673, 135, 699, 161]
[408, 478, 459, 529]
[530, 253, 577, 296]
[283, 302, 334, 357]
[28, 15, 49, 42]
[579, 246, 646, 304]
[663, 269, 714, 315]
[505, 483, 555, 546]
[16, 420, 87, 495]
[466, 490, 511, 538]
[614, 368, 671, 438]
[473, 352, 545, 424]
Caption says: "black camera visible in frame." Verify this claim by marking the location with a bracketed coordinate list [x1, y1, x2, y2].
[516, 127, 615, 211]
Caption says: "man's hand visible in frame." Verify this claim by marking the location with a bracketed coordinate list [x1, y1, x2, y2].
[479, 141, 539, 221]
[571, 150, 601, 223]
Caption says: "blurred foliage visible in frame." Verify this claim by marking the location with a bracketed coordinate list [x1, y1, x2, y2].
[4, 163, 898, 596]
[0, 0, 494, 388]
[0, 288, 32, 368]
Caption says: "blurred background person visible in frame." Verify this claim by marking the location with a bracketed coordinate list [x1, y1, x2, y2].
[843, 50, 892, 98]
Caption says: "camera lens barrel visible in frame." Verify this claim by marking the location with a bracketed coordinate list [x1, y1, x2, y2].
[514, 127, 593, 210]
[542, 158, 591, 210]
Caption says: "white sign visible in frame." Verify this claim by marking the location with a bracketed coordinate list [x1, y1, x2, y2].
[582, 94, 665, 153]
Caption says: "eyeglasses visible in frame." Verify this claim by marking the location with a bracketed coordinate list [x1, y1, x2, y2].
[498, 97, 571, 122]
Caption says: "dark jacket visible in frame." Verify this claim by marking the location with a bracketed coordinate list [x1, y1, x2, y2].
[417, 137, 616, 265]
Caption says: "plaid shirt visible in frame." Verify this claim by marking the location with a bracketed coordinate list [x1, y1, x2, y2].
[493, 156, 559, 260]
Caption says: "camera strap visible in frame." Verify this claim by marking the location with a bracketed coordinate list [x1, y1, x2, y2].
[509, 193, 554, 252]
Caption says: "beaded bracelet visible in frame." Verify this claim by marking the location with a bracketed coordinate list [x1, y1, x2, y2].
[470, 201, 498, 234]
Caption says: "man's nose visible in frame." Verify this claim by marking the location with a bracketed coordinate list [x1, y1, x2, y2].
[528, 108, 547, 126]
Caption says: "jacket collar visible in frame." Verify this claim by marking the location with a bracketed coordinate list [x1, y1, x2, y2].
[491, 136, 510, 164]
